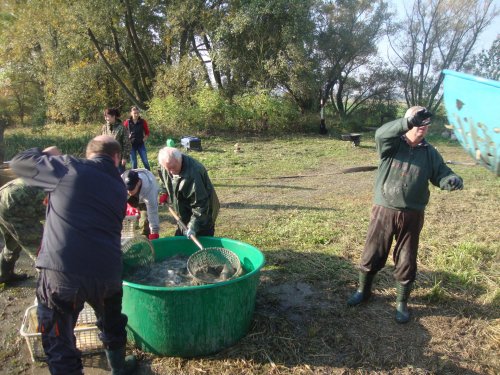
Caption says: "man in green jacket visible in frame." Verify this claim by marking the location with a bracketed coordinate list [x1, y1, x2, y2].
[158, 147, 219, 237]
[347, 106, 463, 323]
[0, 178, 46, 283]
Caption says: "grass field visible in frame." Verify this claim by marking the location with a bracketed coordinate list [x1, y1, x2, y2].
[1, 123, 499, 374]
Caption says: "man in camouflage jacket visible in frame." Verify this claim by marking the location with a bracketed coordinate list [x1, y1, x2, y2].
[0, 178, 46, 283]
[101, 108, 131, 173]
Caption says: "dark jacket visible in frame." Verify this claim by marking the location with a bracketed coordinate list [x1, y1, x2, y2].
[124, 117, 149, 146]
[374, 118, 461, 211]
[159, 154, 219, 233]
[10, 148, 127, 281]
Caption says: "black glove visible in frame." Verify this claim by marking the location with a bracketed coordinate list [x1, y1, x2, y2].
[443, 176, 463, 191]
[409, 108, 432, 127]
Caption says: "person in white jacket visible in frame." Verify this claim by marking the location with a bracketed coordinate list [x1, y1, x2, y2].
[122, 169, 161, 240]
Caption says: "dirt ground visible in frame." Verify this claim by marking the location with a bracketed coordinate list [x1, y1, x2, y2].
[0, 146, 498, 374]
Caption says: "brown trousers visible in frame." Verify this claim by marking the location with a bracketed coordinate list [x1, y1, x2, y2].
[359, 205, 425, 283]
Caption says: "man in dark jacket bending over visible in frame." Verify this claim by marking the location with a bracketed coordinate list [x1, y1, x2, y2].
[11, 136, 136, 375]
[347, 106, 463, 324]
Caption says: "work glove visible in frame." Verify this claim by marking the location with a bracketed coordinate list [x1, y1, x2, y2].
[409, 108, 432, 127]
[159, 193, 168, 205]
[148, 233, 159, 240]
[443, 176, 463, 191]
[127, 194, 139, 208]
[185, 228, 195, 239]
[126, 203, 140, 216]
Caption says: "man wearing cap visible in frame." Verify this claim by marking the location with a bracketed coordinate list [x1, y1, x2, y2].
[122, 169, 161, 240]
[347, 106, 463, 324]
[157, 147, 219, 238]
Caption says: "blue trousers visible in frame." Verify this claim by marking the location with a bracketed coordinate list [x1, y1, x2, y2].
[36, 269, 127, 375]
[130, 143, 150, 170]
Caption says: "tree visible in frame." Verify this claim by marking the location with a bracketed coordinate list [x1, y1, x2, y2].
[464, 37, 500, 81]
[389, 0, 499, 112]
[209, 0, 316, 99]
[314, 0, 394, 119]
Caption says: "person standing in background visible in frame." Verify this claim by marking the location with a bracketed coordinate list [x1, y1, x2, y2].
[101, 108, 131, 173]
[124, 106, 151, 170]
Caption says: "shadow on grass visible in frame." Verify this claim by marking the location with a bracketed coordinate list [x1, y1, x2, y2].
[208, 250, 495, 374]
[221, 202, 335, 211]
[15, 250, 494, 374]
[214, 183, 317, 191]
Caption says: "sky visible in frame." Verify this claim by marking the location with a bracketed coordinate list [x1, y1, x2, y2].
[382, 0, 499, 55]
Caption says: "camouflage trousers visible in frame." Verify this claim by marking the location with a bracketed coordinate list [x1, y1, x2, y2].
[138, 202, 150, 236]
[0, 215, 43, 267]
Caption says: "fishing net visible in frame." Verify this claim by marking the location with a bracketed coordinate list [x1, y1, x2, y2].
[187, 248, 241, 284]
[121, 236, 155, 268]
[121, 215, 155, 268]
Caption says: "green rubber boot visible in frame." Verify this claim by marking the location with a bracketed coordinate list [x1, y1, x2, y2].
[347, 272, 375, 306]
[395, 281, 413, 324]
[105, 347, 137, 375]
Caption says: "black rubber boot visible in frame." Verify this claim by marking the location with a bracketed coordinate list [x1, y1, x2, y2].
[0, 252, 28, 284]
[105, 347, 137, 375]
[347, 272, 375, 306]
[395, 281, 413, 324]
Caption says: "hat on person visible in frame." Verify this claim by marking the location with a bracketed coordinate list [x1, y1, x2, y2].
[122, 170, 140, 191]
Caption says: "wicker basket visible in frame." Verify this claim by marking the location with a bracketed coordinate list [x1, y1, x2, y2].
[20, 304, 103, 362]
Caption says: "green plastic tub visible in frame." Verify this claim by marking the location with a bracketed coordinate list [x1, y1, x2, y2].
[121, 236, 265, 357]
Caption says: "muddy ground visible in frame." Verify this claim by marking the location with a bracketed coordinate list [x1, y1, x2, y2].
[0, 145, 498, 375]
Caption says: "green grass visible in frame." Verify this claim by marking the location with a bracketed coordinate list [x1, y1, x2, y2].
[3, 123, 499, 374]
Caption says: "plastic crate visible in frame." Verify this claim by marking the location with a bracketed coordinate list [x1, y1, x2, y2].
[122, 215, 139, 239]
[20, 304, 103, 362]
[180, 136, 202, 151]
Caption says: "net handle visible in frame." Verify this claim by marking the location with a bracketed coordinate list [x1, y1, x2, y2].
[168, 206, 204, 251]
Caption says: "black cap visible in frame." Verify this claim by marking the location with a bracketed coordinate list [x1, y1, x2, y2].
[122, 170, 139, 190]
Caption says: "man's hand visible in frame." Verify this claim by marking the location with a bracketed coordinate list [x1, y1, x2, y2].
[443, 176, 463, 191]
[121, 158, 127, 166]
[185, 228, 195, 239]
[409, 108, 432, 127]
[148, 233, 159, 240]
[43, 146, 62, 156]
[159, 193, 168, 205]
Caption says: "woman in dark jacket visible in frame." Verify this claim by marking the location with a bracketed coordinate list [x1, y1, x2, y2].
[124, 106, 151, 170]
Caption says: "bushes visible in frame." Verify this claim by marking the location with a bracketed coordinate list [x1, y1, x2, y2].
[147, 88, 303, 135]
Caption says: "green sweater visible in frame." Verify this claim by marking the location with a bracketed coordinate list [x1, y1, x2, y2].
[159, 154, 219, 233]
[374, 118, 460, 211]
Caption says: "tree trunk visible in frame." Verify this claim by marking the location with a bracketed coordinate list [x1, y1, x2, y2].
[87, 28, 147, 110]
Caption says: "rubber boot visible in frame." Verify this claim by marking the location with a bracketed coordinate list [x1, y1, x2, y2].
[347, 272, 375, 306]
[0, 252, 28, 284]
[395, 281, 413, 324]
[105, 346, 137, 375]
